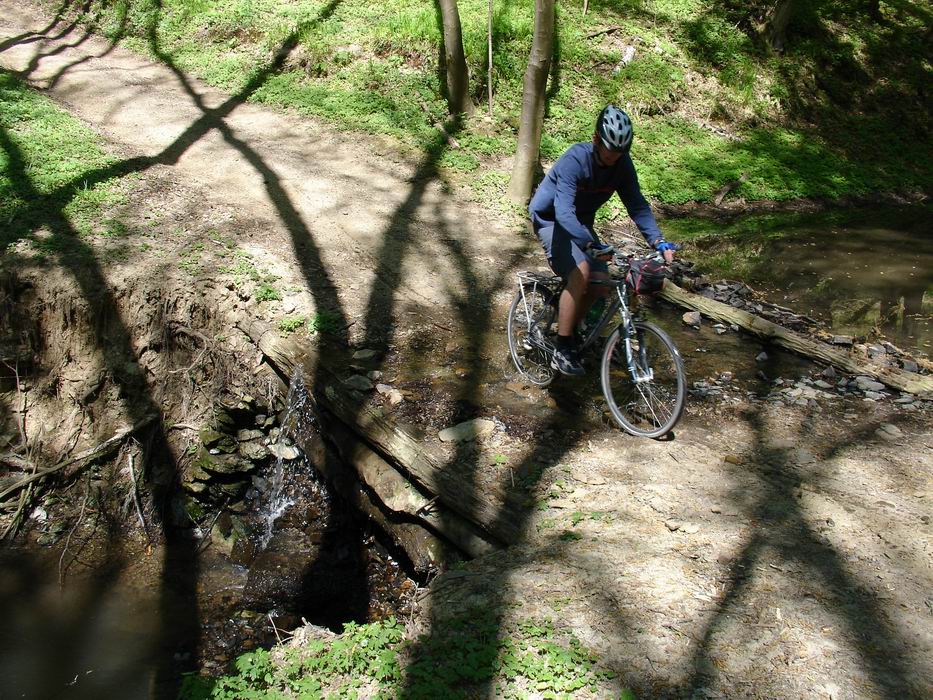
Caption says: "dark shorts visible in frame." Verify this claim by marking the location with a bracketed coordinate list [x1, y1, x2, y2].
[534, 222, 608, 278]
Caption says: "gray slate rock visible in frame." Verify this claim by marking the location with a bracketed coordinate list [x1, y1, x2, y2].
[439, 418, 496, 443]
[344, 375, 375, 392]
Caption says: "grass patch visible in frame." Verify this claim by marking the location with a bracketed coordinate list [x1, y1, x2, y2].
[0, 69, 126, 256]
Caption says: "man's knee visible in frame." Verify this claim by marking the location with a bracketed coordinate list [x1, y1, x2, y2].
[575, 259, 592, 282]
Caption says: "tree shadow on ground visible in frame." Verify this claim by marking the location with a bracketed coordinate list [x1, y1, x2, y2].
[0, 0, 88, 53]
[0, 0, 346, 696]
[670, 404, 929, 697]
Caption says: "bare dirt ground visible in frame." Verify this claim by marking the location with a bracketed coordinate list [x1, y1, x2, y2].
[1, 4, 931, 699]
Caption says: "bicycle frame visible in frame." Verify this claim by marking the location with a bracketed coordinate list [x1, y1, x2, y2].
[581, 280, 653, 383]
[515, 272, 649, 383]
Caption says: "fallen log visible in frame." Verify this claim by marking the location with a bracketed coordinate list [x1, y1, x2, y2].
[237, 317, 525, 545]
[659, 281, 933, 395]
[296, 429, 451, 573]
[320, 415, 498, 559]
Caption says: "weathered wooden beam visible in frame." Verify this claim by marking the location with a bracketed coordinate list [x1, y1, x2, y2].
[237, 318, 525, 545]
[659, 281, 933, 395]
[320, 415, 498, 559]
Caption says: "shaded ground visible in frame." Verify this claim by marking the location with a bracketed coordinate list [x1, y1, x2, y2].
[1, 4, 931, 699]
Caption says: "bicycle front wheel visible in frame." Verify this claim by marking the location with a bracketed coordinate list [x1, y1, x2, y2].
[507, 285, 557, 387]
[601, 321, 686, 438]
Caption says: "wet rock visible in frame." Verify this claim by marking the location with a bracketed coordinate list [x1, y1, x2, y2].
[237, 429, 264, 442]
[438, 418, 496, 443]
[713, 323, 727, 335]
[188, 462, 212, 482]
[238, 441, 268, 461]
[867, 344, 887, 358]
[352, 349, 380, 361]
[755, 351, 769, 363]
[902, 360, 919, 373]
[344, 375, 375, 392]
[682, 311, 701, 328]
[813, 380, 833, 390]
[832, 335, 854, 346]
[200, 428, 236, 453]
[821, 366, 837, 380]
[367, 370, 383, 381]
[268, 443, 301, 461]
[376, 384, 404, 406]
[895, 395, 916, 404]
[863, 391, 885, 401]
[213, 408, 237, 433]
[193, 445, 255, 476]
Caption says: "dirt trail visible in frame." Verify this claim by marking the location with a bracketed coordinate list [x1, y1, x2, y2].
[2, 5, 932, 699]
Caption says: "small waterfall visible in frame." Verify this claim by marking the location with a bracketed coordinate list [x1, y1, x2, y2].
[259, 367, 316, 546]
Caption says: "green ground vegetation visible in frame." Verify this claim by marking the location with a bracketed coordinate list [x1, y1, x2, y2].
[49, 0, 932, 212]
[0, 70, 127, 258]
[179, 613, 626, 700]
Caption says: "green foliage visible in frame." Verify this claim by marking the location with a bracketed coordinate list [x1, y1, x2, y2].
[0, 70, 124, 255]
[277, 315, 306, 334]
[254, 283, 282, 302]
[177, 614, 622, 699]
[278, 311, 339, 336]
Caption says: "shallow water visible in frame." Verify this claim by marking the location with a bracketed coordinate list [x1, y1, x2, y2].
[688, 206, 932, 358]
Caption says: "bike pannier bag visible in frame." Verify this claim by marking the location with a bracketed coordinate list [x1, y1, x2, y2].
[625, 258, 668, 295]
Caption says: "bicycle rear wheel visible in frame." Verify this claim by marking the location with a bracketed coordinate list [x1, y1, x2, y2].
[507, 285, 557, 387]
[601, 321, 685, 438]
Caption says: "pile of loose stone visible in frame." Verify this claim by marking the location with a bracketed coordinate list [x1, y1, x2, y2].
[689, 365, 930, 413]
[182, 392, 291, 512]
[689, 278, 818, 331]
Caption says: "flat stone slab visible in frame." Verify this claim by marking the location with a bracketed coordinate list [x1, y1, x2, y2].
[438, 418, 496, 443]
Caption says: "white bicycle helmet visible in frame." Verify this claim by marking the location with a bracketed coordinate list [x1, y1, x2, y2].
[596, 105, 633, 153]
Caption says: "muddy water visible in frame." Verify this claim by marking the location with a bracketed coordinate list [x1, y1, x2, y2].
[686, 206, 933, 358]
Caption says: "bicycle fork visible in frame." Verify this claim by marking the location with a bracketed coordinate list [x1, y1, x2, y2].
[615, 289, 653, 384]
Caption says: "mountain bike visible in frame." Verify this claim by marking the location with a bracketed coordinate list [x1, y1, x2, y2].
[507, 254, 686, 438]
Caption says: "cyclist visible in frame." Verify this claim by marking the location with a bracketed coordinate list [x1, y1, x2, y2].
[528, 104, 677, 376]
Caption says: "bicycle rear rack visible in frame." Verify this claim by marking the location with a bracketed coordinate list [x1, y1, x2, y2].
[515, 272, 560, 356]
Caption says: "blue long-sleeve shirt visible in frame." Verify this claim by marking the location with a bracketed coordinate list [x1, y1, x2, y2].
[528, 142, 663, 249]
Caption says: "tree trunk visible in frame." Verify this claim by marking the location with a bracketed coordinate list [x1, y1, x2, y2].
[487, 0, 494, 116]
[763, 0, 797, 53]
[437, 0, 474, 116]
[507, 0, 555, 204]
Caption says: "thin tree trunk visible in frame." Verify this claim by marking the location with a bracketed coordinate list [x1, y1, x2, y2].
[487, 0, 494, 117]
[763, 0, 797, 53]
[508, 0, 555, 203]
[437, 0, 474, 116]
